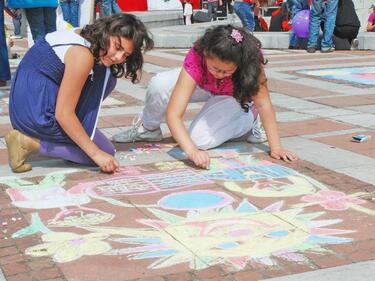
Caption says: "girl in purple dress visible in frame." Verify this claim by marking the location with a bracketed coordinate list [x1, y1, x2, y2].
[6, 14, 154, 173]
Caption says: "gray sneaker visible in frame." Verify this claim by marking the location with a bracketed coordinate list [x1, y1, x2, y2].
[112, 115, 163, 143]
[247, 117, 267, 144]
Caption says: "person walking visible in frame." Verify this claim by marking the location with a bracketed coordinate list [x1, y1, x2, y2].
[307, 0, 338, 53]
[0, 0, 11, 87]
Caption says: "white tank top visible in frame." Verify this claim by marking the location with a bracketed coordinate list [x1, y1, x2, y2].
[45, 28, 91, 64]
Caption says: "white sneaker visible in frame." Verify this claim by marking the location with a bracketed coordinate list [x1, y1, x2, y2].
[350, 38, 359, 50]
[112, 115, 163, 143]
[247, 116, 267, 144]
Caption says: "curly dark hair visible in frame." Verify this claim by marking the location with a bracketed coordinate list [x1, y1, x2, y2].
[194, 25, 266, 112]
[80, 13, 154, 83]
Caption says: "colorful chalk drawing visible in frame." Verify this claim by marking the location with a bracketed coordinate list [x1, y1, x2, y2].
[204, 156, 326, 197]
[4, 155, 375, 271]
[48, 207, 114, 227]
[25, 231, 111, 263]
[84, 200, 354, 270]
[158, 190, 234, 210]
[2, 170, 90, 209]
[69, 169, 213, 197]
[298, 66, 375, 85]
[294, 190, 375, 216]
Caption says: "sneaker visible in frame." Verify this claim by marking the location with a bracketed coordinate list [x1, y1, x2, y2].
[321, 47, 335, 53]
[306, 47, 316, 53]
[112, 115, 163, 143]
[247, 116, 267, 144]
[350, 38, 359, 50]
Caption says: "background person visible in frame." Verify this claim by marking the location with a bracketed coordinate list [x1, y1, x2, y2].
[0, 0, 11, 87]
[60, 0, 79, 27]
[367, 4, 375, 32]
[307, 0, 338, 53]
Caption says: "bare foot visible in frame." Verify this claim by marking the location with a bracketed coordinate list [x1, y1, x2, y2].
[5, 130, 40, 173]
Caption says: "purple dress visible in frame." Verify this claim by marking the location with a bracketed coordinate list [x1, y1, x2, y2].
[9, 37, 117, 166]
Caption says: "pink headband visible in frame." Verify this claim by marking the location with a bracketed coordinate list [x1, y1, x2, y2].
[230, 29, 243, 43]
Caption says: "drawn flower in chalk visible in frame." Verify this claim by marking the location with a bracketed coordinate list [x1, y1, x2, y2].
[87, 200, 354, 271]
[301, 190, 366, 211]
[25, 232, 111, 263]
[48, 207, 114, 227]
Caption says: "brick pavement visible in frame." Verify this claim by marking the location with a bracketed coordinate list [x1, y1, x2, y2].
[0, 39, 375, 281]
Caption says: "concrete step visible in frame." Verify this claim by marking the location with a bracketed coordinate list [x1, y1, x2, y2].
[149, 20, 375, 50]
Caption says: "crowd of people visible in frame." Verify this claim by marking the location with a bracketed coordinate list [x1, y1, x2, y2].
[0, 1, 374, 173]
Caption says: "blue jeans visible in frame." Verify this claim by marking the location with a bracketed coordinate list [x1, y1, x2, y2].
[25, 7, 57, 43]
[60, 0, 79, 27]
[12, 9, 22, 36]
[99, 0, 121, 18]
[233, 2, 254, 32]
[207, 2, 218, 21]
[0, 0, 11, 81]
[307, 0, 338, 50]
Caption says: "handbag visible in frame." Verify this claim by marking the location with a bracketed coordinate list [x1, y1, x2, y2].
[7, 0, 58, 8]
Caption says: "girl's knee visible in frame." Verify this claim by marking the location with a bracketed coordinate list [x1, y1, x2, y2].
[190, 127, 218, 151]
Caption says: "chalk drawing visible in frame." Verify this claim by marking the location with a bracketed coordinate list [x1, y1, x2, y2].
[25, 231, 112, 263]
[223, 175, 323, 198]
[298, 67, 375, 85]
[7, 186, 90, 209]
[69, 169, 213, 197]
[86, 200, 353, 270]
[154, 161, 188, 171]
[294, 190, 375, 215]
[48, 207, 115, 227]
[3, 171, 90, 209]
[158, 190, 234, 210]
[12, 213, 50, 238]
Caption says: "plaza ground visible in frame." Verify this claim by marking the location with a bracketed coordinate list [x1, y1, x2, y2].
[0, 38, 375, 281]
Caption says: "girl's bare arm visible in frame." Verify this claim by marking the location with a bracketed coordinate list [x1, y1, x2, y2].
[166, 69, 210, 168]
[55, 46, 118, 172]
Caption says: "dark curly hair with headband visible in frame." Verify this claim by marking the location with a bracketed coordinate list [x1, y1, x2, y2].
[80, 13, 154, 83]
[194, 25, 267, 112]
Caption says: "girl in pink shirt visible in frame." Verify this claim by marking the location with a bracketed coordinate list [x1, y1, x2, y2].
[114, 25, 298, 168]
[367, 5, 375, 32]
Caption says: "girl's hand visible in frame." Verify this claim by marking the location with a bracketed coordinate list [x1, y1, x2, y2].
[187, 149, 210, 169]
[92, 150, 120, 173]
[270, 148, 298, 162]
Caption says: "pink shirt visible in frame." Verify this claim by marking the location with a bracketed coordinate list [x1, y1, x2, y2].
[368, 12, 375, 25]
[183, 47, 234, 96]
